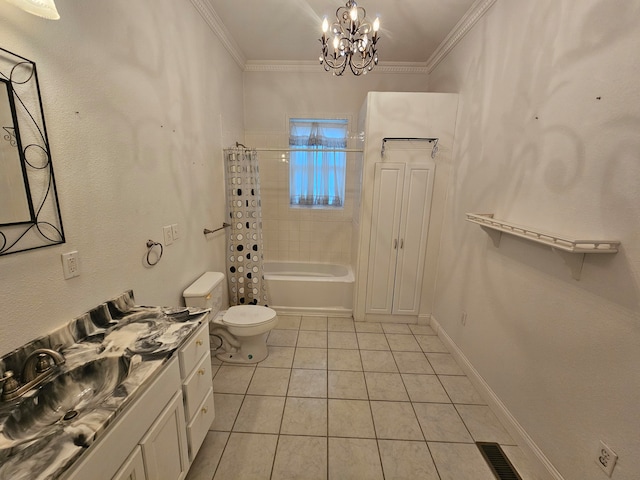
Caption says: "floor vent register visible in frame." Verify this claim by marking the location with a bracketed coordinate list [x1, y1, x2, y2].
[476, 442, 523, 480]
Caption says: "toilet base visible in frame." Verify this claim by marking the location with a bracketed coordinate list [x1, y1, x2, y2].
[215, 332, 269, 364]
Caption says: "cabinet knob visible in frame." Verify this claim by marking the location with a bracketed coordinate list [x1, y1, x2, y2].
[196, 339, 203, 346]
[393, 239, 398, 249]
[197, 369, 205, 375]
[201, 407, 208, 414]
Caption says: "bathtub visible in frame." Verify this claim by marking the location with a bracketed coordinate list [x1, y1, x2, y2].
[263, 262, 354, 316]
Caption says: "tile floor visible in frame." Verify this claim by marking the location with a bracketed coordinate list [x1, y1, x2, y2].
[185, 315, 543, 480]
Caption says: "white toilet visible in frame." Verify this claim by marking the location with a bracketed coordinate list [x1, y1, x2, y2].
[183, 272, 278, 364]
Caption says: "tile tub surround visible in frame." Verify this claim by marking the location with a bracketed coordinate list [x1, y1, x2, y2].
[187, 315, 545, 480]
[0, 291, 209, 480]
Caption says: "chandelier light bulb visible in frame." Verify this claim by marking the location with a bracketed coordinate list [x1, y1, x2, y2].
[373, 17, 380, 32]
[322, 17, 329, 33]
[333, 36, 340, 50]
[350, 5, 358, 21]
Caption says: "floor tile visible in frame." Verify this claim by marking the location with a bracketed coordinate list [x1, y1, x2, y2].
[393, 351, 434, 374]
[209, 393, 244, 431]
[213, 433, 278, 480]
[258, 346, 295, 368]
[185, 431, 229, 480]
[378, 440, 440, 480]
[428, 442, 496, 480]
[328, 331, 358, 349]
[365, 372, 409, 401]
[327, 349, 362, 371]
[409, 324, 437, 335]
[267, 329, 298, 347]
[247, 367, 291, 396]
[381, 323, 413, 334]
[413, 403, 473, 442]
[356, 332, 390, 350]
[439, 375, 486, 404]
[360, 350, 398, 373]
[386, 334, 422, 352]
[501, 446, 546, 480]
[233, 395, 285, 434]
[328, 370, 368, 399]
[426, 353, 465, 375]
[327, 317, 355, 332]
[328, 438, 383, 480]
[402, 373, 450, 403]
[293, 347, 327, 369]
[213, 365, 255, 394]
[272, 435, 327, 480]
[416, 335, 449, 353]
[274, 315, 301, 330]
[370, 401, 423, 440]
[354, 322, 383, 333]
[287, 369, 327, 397]
[281, 397, 327, 436]
[328, 399, 375, 438]
[297, 330, 328, 348]
[300, 316, 328, 331]
[456, 404, 515, 444]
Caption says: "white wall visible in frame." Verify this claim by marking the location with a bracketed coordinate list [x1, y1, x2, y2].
[0, 0, 243, 354]
[244, 70, 429, 266]
[429, 1, 640, 479]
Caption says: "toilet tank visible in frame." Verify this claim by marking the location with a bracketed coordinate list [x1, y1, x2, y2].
[183, 272, 225, 317]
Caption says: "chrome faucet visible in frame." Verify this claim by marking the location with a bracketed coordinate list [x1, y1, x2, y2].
[1, 348, 66, 402]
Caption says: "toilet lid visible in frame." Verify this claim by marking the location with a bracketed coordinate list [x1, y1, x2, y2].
[222, 305, 276, 326]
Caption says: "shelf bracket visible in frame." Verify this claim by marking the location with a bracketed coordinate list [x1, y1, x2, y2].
[552, 249, 585, 281]
[480, 226, 502, 248]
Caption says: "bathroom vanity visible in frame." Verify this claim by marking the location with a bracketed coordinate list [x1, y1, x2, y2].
[0, 291, 213, 480]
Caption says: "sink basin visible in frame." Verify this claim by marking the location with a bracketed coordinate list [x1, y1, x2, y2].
[1, 355, 131, 443]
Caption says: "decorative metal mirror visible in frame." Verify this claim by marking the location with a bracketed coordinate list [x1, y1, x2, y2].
[0, 47, 64, 255]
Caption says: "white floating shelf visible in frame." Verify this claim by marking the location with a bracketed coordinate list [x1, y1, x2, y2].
[465, 213, 620, 280]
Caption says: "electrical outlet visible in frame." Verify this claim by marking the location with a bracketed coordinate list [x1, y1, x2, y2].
[596, 441, 617, 477]
[171, 223, 180, 240]
[163, 225, 173, 245]
[61, 251, 80, 279]
[461, 311, 467, 326]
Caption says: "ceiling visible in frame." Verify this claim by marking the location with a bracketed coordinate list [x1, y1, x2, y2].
[204, 0, 479, 67]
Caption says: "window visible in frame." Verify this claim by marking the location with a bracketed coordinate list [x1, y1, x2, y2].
[289, 118, 348, 208]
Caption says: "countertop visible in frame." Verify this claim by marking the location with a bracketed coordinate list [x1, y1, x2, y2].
[0, 304, 208, 480]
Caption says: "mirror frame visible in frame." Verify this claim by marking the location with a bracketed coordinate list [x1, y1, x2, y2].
[0, 47, 64, 256]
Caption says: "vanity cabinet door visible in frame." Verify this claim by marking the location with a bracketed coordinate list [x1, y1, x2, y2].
[140, 391, 189, 480]
[112, 445, 146, 480]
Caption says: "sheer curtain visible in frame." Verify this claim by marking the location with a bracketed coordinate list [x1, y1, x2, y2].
[224, 147, 269, 306]
[289, 119, 347, 207]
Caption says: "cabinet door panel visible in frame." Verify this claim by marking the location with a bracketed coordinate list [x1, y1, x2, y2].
[112, 446, 146, 480]
[141, 391, 189, 480]
[393, 165, 434, 315]
[366, 163, 405, 314]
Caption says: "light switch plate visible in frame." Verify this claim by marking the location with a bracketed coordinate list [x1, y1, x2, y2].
[171, 223, 180, 240]
[163, 225, 173, 245]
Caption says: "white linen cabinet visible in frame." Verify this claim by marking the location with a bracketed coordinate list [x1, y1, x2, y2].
[365, 161, 434, 316]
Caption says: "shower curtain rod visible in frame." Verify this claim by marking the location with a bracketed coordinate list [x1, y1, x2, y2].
[253, 147, 364, 153]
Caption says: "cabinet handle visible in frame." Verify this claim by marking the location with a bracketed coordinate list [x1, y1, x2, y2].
[196, 339, 203, 346]
[197, 369, 205, 375]
[201, 407, 208, 414]
[400, 239, 404, 249]
[393, 239, 398, 249]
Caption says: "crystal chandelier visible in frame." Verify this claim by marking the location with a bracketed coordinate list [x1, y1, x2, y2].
[319, 0, 380, 76]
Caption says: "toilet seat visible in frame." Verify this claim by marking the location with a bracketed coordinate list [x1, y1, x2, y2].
[222, 305, 276, 327]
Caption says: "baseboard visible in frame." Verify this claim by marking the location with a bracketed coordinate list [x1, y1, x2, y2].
[271, 306, 353, 318]
[418, 313, 431, 325]
[430, 315, 564, 480]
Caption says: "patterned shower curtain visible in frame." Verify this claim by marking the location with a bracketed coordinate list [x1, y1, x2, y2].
[224, 147, 269, 306]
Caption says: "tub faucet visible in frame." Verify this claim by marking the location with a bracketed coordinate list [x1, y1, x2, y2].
[1, 348, 66, 402]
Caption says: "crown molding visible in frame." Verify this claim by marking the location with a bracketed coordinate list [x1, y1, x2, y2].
[189, 0, 246, 69]
[244, 61, 429, 75]
[426, 0, 497, 73]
